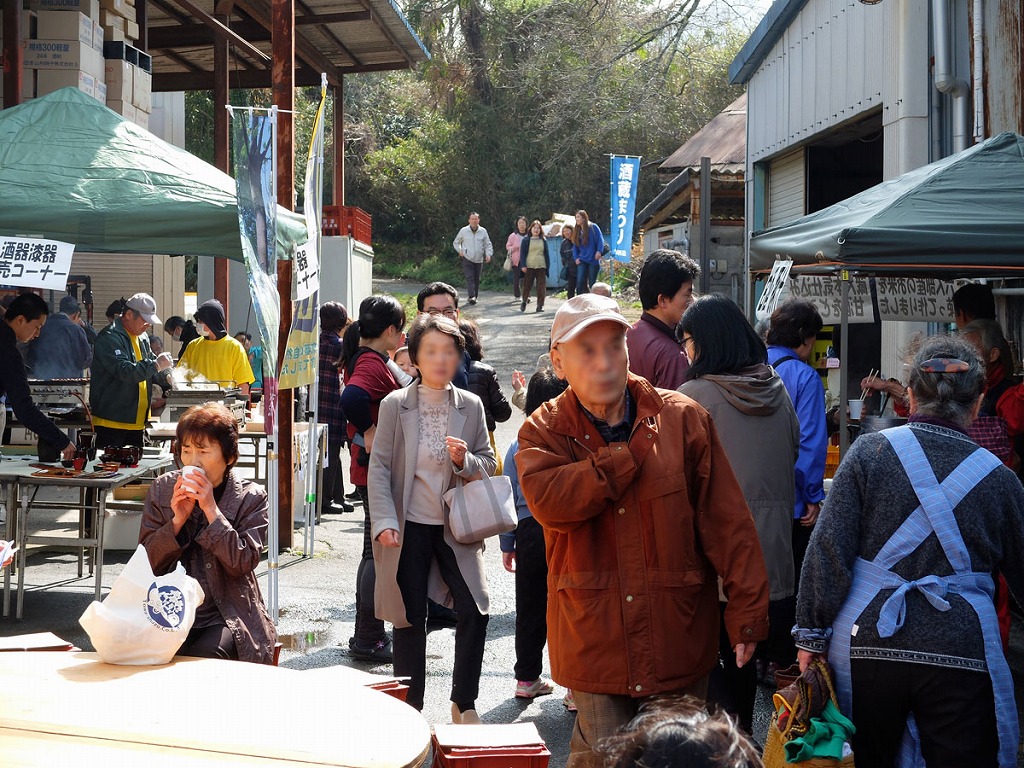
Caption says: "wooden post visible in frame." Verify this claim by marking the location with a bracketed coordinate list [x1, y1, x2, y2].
[332, 79, 344, 206]
[2, 0, 23, 108]
[273, 0, 294, 550]
[213, 22, 230, 310]
[136, 0, 148, 51]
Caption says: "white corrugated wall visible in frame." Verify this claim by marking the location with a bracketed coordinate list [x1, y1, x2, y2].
[767, 149, 806, 227]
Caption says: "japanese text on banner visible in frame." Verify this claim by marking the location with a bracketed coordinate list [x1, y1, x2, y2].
[609, 156, 640, 263]
[0, 238, 74, 290]
[784, 274, 875, 324]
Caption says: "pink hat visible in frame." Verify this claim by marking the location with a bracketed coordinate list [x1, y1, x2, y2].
[549, 294, 630, 349]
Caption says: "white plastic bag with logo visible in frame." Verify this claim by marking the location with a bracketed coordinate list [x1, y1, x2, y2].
[79, 544, 205, 665]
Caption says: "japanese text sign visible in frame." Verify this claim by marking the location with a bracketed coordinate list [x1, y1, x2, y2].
[0, 237, 74, 290]
[609, 155, 640, 263]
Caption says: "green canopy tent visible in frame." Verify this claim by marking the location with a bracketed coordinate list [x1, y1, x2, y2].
[748, 132, 1024, 457]
[750, 131, 1024, 276]
[0, 88, 307, 261]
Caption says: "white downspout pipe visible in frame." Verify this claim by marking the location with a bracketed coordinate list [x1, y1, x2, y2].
[932, 0, 971, 152]
[973, 0, 985, 142]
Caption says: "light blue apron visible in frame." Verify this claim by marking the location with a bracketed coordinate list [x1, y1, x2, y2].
[829, 425, 1016, 768]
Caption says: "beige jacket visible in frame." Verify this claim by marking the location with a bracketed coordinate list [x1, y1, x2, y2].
[368, 385, 497, 628]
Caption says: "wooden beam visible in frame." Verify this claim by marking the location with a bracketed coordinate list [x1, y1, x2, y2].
[349, 0, 413, 67]
[213, 15, 230, 314]
[153, 66, 324, 90]
[272, 0, 294, 551]
[137, 0, 148, 50]
[233, 0, 344, 84]
[163, 0, 269, 62]
[295, 0, 361, 69]
[148, 20, 269, 48]
[332, 81, 344, 206]
[2, 0, 23, 108]
[296, 10, 370, 25]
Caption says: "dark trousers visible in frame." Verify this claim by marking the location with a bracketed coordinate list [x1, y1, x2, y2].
[95, 425, 145, 449]
[394, 521, 489, 712]
[460, 257, 483, 300]
[320, 436, 347, 507]
[764, 595, 797, 666]
[707, 602, 757, 733]
[563, 264, 577, 299]
[513, 516, 548, 681]
[575, 261, 600, 294]
[792, 518, 814, 584]
[521, 268, 547, 310]
[353, 486, 387, 646]
[850, 659, 998, 768]
[512, 266, 522, 299]
[179, 623, 238, 660]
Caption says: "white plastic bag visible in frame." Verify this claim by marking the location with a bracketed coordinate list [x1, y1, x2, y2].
[80, 544, 205, 665]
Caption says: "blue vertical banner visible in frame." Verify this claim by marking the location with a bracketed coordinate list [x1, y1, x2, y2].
[609, 155, 641, 262]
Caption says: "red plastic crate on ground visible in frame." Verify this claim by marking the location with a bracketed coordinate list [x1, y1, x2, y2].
[431, 724, 550, 768]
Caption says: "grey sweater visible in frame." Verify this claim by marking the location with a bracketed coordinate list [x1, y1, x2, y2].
[795, 421, 1024, 670]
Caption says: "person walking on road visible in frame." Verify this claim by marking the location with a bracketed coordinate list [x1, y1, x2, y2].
[453, 212, 493, 306]
[626, 249, 698, 390]
[516, 294, 769, 768]
[677, 295, 799, 733]
[794, 335, 1024, 768]
[559, 224, 576, 300]
[460, 319, 512, 472]
[571, 210, 604, 295]
[502, 369, 567, 701]
[340, 295, 407, 662]
[519, 219, 550, 313]
[369, 314, 496, 722]
[506, 216, 528, 302]
[318, 301, 355, 515]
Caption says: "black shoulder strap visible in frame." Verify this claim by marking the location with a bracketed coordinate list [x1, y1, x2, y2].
[772, 355, 798, 368]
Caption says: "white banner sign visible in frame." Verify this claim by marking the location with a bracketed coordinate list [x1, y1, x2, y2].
[875, 277, 968, 323]
[293, 241, 319, 301]
[755, 259, 793, 321]
[0, 237, 74, 290]
[784, 274, 875, 324]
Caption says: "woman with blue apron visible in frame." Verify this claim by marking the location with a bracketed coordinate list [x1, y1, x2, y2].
[792, 337, 1024, 768]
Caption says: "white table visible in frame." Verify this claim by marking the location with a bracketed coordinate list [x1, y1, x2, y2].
[1, 454, 173, 618]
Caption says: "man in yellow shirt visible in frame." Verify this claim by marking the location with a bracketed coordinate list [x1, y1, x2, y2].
[178, 300, 255, 397]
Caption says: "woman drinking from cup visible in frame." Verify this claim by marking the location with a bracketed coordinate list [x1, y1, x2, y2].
[368, 313, 496, 722]
[139, 402, 276, 663]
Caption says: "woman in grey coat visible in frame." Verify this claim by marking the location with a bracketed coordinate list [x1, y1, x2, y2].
[678, 295, 800, 732]
[368, 314, 496, 722]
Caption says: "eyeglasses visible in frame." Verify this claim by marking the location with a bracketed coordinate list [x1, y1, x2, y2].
[424, 308, 458, 319]
[681, 335, 694, 361]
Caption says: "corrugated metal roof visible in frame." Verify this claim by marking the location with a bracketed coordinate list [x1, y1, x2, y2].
[659, 93, 747, 174]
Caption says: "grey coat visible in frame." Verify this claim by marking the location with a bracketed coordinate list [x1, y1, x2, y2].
[368, 385, 497, 628]
[680, 364, 800, 600]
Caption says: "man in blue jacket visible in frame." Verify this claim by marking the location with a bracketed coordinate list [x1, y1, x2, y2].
[27, 295, 92, 379]
[765, 299, 827, 579]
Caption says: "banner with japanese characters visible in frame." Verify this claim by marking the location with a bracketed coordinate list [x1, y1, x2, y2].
[783, 274, 875, 324]
[278, 290, 319, 390]
[0, 237, 74, 290]
[609, 155, 641, 262]
[875, 277, 969, 323]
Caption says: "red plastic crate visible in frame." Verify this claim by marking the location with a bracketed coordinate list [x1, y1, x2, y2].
[431, 735, 551, 768]
[322, 205, 373, 245]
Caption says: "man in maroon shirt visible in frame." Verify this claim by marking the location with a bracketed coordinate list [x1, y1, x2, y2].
[626, 250, 699, 390]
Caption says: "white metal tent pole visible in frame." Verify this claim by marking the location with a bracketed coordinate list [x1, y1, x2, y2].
[267, 104, 280, 623]
[838, 270, 851, 459]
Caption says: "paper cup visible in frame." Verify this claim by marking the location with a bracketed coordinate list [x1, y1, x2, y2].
[180, 465, 206, 493]
[849, 399, 864, 420]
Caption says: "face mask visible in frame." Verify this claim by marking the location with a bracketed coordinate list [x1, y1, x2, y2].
[195, 322, 208, 337]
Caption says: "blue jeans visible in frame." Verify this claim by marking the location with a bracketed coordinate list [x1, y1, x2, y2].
[576, 261, 600, 294]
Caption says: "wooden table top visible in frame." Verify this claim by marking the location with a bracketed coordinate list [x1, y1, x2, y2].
[0, 652, 430, 767]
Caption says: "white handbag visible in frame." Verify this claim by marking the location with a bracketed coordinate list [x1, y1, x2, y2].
[443, 475, 518, 544]
[79, 544, 205, 665]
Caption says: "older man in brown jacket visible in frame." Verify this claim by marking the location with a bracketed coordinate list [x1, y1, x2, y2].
[517, 294, 769, 767]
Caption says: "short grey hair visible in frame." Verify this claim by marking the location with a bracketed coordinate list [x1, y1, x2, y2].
[960, 319, 1014, 371]
[907, 335, 985, 428]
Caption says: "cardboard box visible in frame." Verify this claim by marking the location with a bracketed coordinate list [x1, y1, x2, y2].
[35, 11, 92, 47]
[0, 11, 38, 41]
[99, 0, 125, 15]
[102, 39, 137, 64]
[23, 39, 104, 77]
[105, 98, 136, 121]
[131, 64, 149, 111]
[136, 49, 151, 72]
[123, 19, 138, 40]
[95, 79, 106, 101]
[120, 6, 136, 22]
[112, 483, 150, 501]
[37, 67, 95, 97]
[92, 19, 103, 49]
[134, 108, 148, 131]
[103, 57, 131, 100]
[20, 69, 38, 100]
[29, 0, 99, 22]
[99, 9, 122, 30]
[103, 25, 125, 42]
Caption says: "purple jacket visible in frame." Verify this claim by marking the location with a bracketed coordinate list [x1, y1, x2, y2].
[626, 313, 690, 390]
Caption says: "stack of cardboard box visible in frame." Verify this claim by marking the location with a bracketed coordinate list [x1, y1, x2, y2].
[103, 40, 151, 129]
[6, 0, 107, 104]
[98, 0, 139, 45]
